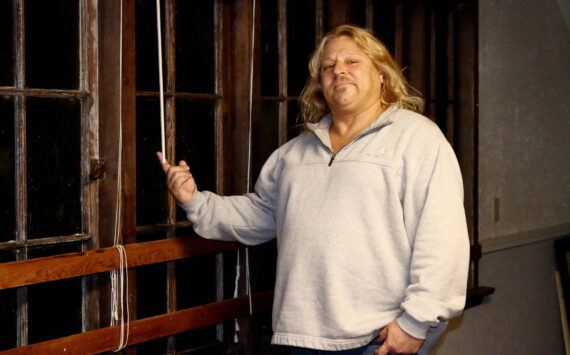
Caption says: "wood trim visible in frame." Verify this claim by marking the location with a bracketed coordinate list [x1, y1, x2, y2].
[480, 223, 570, 254]
[0, 237, 241, 290]
[0, 290, 274, 355]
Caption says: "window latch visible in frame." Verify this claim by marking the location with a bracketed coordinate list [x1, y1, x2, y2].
[89, 159, 106, 180]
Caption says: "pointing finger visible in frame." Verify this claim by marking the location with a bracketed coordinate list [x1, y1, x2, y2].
[157, 152, 171, 172]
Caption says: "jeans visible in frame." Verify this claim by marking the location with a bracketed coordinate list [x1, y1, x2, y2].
[289, 338, 382, 355]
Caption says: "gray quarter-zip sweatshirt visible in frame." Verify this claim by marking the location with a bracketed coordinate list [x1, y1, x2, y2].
[181, 106, 470, 351]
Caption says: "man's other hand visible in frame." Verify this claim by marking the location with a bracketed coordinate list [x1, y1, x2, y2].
[375, 320, 424, 355]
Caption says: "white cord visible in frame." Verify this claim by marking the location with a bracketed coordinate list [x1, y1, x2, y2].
[233, 249, 241, 343]
[244, 0, 256, 317]
[111, 1, 129, 351]
[156, 0, 167, 163]
[233, 0, 256, 343]
[111, 245, 130, 352]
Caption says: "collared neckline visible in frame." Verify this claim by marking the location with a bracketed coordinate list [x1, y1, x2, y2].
[306, 105, 397, 150]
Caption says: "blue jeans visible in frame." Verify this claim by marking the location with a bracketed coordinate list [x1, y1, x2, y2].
[290, 338, 382, 355]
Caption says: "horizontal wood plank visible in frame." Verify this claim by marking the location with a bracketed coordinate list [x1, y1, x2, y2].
[0, 290, 274, 355]
[0, 237, 241, 290]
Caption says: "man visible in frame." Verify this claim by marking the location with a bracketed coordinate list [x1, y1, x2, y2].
[159, 25, 469, 355]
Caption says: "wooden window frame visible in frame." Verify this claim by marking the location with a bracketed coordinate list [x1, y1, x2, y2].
[0, 0, 491, 353]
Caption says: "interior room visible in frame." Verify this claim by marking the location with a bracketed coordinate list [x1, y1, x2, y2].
[0, 0, 568, 354]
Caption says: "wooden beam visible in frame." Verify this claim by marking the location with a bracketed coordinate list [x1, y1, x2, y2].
[0, 237, 241, 290]
[0, 290, 274, 355]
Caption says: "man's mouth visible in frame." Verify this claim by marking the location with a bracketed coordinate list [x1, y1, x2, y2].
[333, 80, 353, 89]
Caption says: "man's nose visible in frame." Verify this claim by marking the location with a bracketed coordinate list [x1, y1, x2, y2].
[333, 63, 347, 76]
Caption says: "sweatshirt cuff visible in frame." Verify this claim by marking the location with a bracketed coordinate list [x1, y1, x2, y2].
[396, 313, 431, 340]
[178, 190, 204, 218]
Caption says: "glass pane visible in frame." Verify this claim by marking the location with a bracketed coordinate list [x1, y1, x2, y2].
[176, 254, 216, 309]
[136, 338, 168, 355]
[0, 0, 14, 87]
[28, 243, 82, 343]
[136, 0, 161, 92]
[261, 0, 279, 96]
[175, 0, 216, 93]
[175, 326, 222, 354]
[27, 97, 82, 239]
[348, 0, 367, 28]
[136, 263, 167, 319]
[136, 96, 168, 226]
[27, 241, 82, 259]
[0, 251, 17, 351]
[0, 97, 15, 243]
[251, 100, 279, 189]
[287, 99, 301, 140]
[136, 229, 167, 325]
[25, 0, 79, 89]
[28, 278, 82, 343]
[250, 242, 278, 293]
[175, 254, 218, 352]
[373, 1, 396, 54]
[287, 0, 315, 96]
[175, 98, 216, 221]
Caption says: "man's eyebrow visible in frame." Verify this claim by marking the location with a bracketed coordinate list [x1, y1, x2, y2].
[321, 52, 365, 62]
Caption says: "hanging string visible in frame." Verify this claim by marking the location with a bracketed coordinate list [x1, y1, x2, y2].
[244, 0, 256, 317]
[110, 0, 130, 351]
[234, 0, 256, 343]
[156, 0, 167, 163]
[111, 245, 129, 351]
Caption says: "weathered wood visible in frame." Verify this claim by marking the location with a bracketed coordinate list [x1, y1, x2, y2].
[0, 290, 274, 355]
[0, 237, 241, 290]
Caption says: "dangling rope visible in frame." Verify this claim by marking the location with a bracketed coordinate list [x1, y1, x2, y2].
[234, 0, 256, 343]
[110, 0, 130, 351]
[156, 0, 167, 163]
[245, 0, 256, 317]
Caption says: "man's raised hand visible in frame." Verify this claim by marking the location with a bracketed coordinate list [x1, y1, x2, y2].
[157, 152, 196, 205]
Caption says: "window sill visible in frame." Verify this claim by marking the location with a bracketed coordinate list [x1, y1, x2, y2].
[465, 286, 495, 309]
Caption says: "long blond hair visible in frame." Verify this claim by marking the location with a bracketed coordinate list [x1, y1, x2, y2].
[299, 25, 424, 125]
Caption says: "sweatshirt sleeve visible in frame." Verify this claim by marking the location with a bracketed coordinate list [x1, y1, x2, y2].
[396, 138, 470, 339]
[179, 150, 280, 246]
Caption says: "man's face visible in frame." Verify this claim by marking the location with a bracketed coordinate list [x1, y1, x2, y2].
[319, 36, 383, 115]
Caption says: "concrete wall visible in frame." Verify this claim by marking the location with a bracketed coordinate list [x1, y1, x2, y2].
[477, 0, 570, 240]
[436, 0, 570, 353]
[436, 239, 565, 354]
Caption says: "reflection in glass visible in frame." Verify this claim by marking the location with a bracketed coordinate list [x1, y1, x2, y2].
[0, 0, 14, 87]
[25, 0, 79, 89]
[136, 96, 168, 226]
[27, 97, 81, 239]
[175, 0, 216, 93]
[0, 97, 15, 243]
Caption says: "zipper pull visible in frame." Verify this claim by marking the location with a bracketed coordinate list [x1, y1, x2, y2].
[328, 152, 336, 166]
